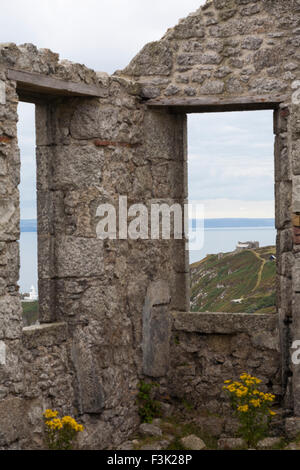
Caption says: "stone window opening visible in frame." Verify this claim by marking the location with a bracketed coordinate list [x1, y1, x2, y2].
[146, 98, 287, 317]
[187, 109, 276, 315]
[18, 101, 38, 326]
[7, 68, 105, 326]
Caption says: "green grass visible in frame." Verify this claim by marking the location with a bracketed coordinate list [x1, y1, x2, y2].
[191, 246, 276, 314]
[22, 301, 39, 326]
[164, 417, 218, 450]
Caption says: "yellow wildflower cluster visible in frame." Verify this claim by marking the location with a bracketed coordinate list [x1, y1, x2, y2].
[43, 409, 84, 433]
[43, 409, 84, 450]
[223, 373, 277, 447]
[45, 418, 63, 431]
[250, 399, 261, 408]
[238, 405, 249, 413]
[61, 416, 84, 433]
[43, 409, 59, 420]
[240, 373, 262, 386]
[223, 373, 276, 415]
[223, 381, 248, 396]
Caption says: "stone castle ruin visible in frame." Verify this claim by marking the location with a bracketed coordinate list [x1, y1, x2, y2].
[0, 0, 300, 448]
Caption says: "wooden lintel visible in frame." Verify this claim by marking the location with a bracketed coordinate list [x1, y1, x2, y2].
[7, 69, 106, 101]
[15, 91, 58, 104]
[147, 95, 288, 114]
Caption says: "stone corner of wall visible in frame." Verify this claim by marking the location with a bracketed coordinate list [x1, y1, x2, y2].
[22, 322, 68, 349]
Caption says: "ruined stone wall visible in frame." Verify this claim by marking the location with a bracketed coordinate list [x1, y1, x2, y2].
[1, 0, 300, 449]
[34, 76, 142, 448]
[0, 44, 146, 449]
[0, 45, 26, 449]
[119, 0, 300, 101]
[117, 0, 300, 418]
[168, 313, 281, 420]
[0, 41, 188, 448]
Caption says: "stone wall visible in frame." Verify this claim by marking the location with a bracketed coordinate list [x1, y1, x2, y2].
[119, 0, 300, 102]
[0, 42, 188, 448]
[0, 0, 300, 449]
[117, 0, 300, 419]
[0, 44, 145, 449]
[167, 312, 281, 418]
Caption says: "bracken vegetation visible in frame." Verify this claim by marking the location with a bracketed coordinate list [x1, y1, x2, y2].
[190, 246, 276, 314]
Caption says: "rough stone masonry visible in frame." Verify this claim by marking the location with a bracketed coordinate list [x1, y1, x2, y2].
[0, 0, 300, 448]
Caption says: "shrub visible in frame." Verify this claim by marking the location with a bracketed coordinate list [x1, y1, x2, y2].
[137, 381, 162, 424]
[43, 409, 84, 450]
[223, 373, 276, 447]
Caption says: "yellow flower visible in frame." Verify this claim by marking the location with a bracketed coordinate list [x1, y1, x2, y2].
[263, 393, 275, 402]
[269, 410, 276, 416]
[45, 418, 63, 431]
[236, 388, 248, 398]
[237, 405, 249, 413]
[240, 373, 249, 380]
[245, 379, 255, 386]
[236, 386, 248, 396]
[224, 380, 231, 384]
[52, 418, 63, 430]
[43, 409, 59, 419]
[61, 415, 84, 432]
[250, 399, 261, 408]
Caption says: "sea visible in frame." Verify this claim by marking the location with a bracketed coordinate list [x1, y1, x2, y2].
[19, 218, 276, 293]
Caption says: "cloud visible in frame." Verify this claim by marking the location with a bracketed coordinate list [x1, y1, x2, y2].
[0, 0, 205, 73]
[2, 1, 275, 220]
[17, 102, 36, 219]
[199, 199, 275, 219]
[188, 111, 275, 209]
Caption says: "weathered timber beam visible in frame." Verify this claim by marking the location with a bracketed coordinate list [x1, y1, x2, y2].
[147, 95, 288, 113]
[14, 91, 57, 104]
[7, 69, 106, 101]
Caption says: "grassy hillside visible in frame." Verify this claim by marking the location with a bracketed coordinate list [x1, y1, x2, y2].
[190, 246, 276, 314]
[22, 301, 39, 326]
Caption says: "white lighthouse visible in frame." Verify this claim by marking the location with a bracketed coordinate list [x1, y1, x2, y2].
[23, 286, 38, 302]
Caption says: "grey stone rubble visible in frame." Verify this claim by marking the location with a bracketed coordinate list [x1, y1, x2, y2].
[0, 0, 299, 449]
[257, 437, 283, 449]
[217, 438, 246, 450]
[139, 423, 162, 438]
[180, 435, 206, 450]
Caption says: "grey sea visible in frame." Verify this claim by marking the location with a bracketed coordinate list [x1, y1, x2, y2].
[20, 232, 38, 294]
[189, 226, 276, 264]
[19, 220, 276, 293]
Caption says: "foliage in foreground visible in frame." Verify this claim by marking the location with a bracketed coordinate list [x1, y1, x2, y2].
[43, 409, 84, 450]
[223, 373, 276, 447]
[137, 381, 162, 424]
[22, 301, 39, 326]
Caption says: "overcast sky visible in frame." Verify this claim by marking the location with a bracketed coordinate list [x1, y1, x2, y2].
[1, 0, 274, 219]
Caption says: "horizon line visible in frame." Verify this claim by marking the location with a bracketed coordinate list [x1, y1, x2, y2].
[21, 217, 275, 221]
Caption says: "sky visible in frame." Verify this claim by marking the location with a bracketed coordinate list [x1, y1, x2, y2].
[1, 0, 275, 220]
[188, 110, 274, 218]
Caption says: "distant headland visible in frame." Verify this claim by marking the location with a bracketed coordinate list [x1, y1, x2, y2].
[21, 218, 275, 233]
